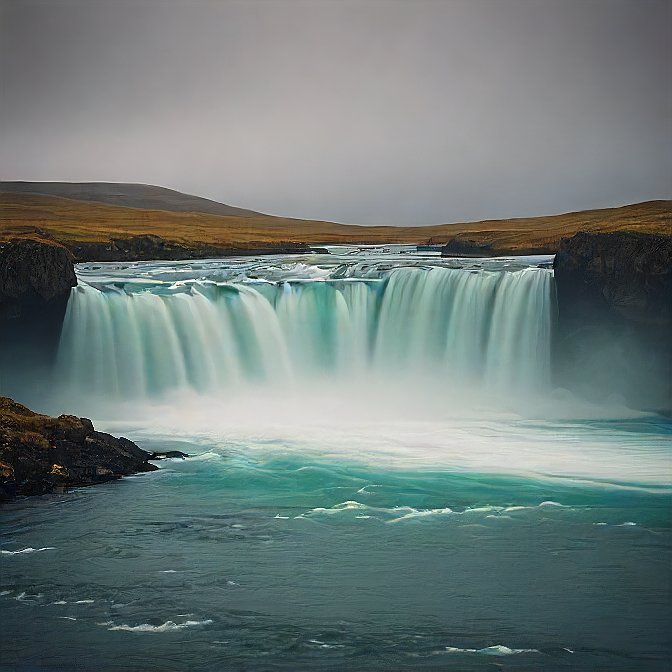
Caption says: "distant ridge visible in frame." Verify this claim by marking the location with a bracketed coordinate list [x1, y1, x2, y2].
[0, 182, 669, 262]
[0, 181, 263, 218]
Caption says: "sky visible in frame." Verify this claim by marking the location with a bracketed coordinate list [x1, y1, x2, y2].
[0, 0, 670, 225]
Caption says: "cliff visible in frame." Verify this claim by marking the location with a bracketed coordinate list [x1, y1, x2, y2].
[68, 236, 311, 262]
[0, 237, 76, 319]
[0, 396, 157, 500]
[553, 231, 672, 412]
[0, 238, 77, 400]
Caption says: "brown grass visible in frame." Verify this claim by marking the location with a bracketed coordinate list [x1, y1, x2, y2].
[1, 192, 670, 253]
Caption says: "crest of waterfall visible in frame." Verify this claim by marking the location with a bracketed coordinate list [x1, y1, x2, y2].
[55, 265, 553, 400]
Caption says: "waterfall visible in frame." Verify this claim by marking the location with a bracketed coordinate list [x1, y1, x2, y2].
[55, 265, 553, 400]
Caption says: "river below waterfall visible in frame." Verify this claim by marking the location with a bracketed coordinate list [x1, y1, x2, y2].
[1, 248, 670, 671]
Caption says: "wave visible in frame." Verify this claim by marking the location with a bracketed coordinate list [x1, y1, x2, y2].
[104, 619, 213, 633]
[297, 500, 571, 523]
[442, 644, 541, 656]
[15, 592, 42, 601]
[1, 547, 55, 555]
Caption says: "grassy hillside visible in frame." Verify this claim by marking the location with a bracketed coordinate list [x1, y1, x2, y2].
[0, 190, 670, 255]
[0, 182, 263, 218]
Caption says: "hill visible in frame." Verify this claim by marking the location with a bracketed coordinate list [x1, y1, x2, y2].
[0, 185, 669, 260]
[0, 181, 262, 218]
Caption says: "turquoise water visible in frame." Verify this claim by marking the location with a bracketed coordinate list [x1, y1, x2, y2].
[1, 427, 670, 671]
[1, 250, 670, 670]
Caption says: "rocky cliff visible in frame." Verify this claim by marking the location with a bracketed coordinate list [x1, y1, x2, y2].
[68, 235, 312, 262]
[0, 238, 77, 400]
[0, 237, 77, 319]
[553, 231, 672, 412]
[440, 238, 495, 257]
[0, 396, 157, 500]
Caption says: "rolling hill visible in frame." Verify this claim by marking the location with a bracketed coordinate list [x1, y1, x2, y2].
[0, 182, 669, 260]
[0, 181, 262, 218]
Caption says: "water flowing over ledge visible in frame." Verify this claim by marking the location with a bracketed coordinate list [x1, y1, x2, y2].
[43, 253, 671, 487]
[56, 259, 553, 400]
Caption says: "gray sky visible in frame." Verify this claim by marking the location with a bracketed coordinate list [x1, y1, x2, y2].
[1, 0, 670, 225]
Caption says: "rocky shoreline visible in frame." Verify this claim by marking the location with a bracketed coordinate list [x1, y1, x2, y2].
[0, 397, 157, 501]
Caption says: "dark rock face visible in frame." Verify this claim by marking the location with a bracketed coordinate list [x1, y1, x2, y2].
[441, 238, 494, 257]
[441, 237, 557, 257]
[69, 235, 312, 262]
[0, 238, 76, 318]
[0, 239, 78, 400]
[553, 231, 672, 412]
[148, 450, 189, 460]
[0, 397, 157, 500]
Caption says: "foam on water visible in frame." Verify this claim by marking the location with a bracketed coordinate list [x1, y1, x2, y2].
[1, 547, 55, 555]
[104, 619, 213, 633]
[294, 500, 575, 523]
[441, 644, 541, 656]
[99, 399, 671, 488]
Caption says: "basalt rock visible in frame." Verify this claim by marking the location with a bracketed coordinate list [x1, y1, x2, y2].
[441, 238, 494, 257]
[0, 237, 76, 319]
[0, 396, 157, 500]
[69, 235, 312, 262]
[0, 238, 78, 399]
[148, 450, 190, 460]
[553, 231, 672, 412]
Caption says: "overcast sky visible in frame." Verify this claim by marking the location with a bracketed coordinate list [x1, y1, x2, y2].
[0, 0, 670, 224]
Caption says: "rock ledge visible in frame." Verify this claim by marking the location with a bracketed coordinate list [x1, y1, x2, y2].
[0, 397, 157, 500]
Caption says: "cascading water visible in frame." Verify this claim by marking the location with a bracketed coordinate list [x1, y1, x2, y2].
[55, 263, 553, 400]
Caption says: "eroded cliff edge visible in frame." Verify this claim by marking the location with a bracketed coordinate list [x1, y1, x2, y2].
[553, 231, 672, 412]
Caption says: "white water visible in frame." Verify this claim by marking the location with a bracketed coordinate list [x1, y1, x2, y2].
[56, 263, 552, 399]
[47, 252, 671, 488]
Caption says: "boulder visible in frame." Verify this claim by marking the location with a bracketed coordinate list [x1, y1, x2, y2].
[148, 450, 190, 460]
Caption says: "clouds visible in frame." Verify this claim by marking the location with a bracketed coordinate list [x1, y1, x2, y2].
[1, 0, 670, 224]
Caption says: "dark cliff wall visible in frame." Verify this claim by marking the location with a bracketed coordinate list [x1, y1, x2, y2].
[553, 231, 672, 412]
[0, 239, 77, 401]
[440, 236, 557, 258]
[68, 235, 311, 262]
